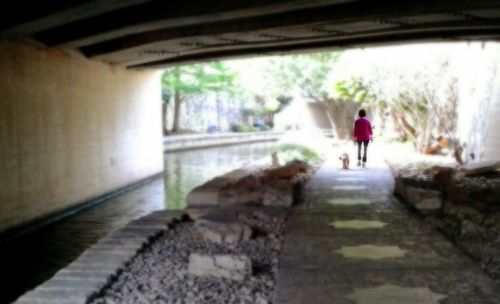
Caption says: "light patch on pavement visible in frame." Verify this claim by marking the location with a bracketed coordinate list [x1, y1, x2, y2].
[335, 244, 408, 259]
[344, 284, 447, 304]
[335, 177, 366, 182]
[328, 198, 372, 205]
[329, 220, 388, 229]
[332, 185, 368, 190]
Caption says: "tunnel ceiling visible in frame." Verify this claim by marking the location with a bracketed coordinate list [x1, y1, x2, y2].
[2, 0, 500, 68]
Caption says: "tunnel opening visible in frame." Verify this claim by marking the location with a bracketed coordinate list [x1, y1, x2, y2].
[2, 1, 500, 303]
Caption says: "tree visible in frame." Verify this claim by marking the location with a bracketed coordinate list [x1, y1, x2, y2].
[276, 95, 293, 113]
[162, 87, 171, 135]
[162, 62, 237, 133]
[333, 47, 460, 153]
[334, 77, 388, 136]
[267, 52, 340, 100]
[266, 52, 362, 139]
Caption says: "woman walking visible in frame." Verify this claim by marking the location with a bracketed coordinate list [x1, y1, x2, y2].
[353, 109, 373, 168]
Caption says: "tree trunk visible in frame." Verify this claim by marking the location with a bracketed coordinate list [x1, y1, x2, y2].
[172, 88, 182, 133]
[399, 115, 418, 144]
[321, 101, 339, 137]
[216, 93, 222, 130]
[162, 103, 169, 135]
[323, 98, 359, 141]
[378, 107, 386, 136]
[390, 109, 406, 140]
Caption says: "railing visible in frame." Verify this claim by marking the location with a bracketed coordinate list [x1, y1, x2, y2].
[164, 131, 283, 152]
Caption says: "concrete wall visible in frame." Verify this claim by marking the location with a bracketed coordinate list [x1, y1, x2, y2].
[455, 43, 500, 162]
[481, 64, 500, 161]
[0, 39, 164, 233]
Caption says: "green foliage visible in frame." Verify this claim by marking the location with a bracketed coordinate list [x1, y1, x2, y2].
[276, 95, 293, 112]
[266, 52, 341, 101]
[273, 143, 322, 163]
[162, 87, 171, 104]
[232, 123, 259, 132]
[162, 61, 238, 96]
[334, 78, 378, 105]
[242, 108, 263, 117]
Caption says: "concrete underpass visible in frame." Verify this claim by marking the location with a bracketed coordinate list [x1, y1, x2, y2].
[1, 1, 500, 303]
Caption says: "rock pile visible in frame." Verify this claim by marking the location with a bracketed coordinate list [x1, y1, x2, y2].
[90, 160, 315, 304]
[186, 160, 312, 225]
[186, 160, 313, 281]
[390, 161, 500, 281]
[187, 160, 313, 217]
[91, 210, 287, 304]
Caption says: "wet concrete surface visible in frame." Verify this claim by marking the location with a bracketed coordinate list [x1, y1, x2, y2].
[0, 142, 275, 304]
[274, 158, 500, 304]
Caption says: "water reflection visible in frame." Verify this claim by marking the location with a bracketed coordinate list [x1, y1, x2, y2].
[164, 142, 276, 209]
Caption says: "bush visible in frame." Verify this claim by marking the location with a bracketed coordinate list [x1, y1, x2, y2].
[232, 123, 259, 132]
[272, 143, 322, 163]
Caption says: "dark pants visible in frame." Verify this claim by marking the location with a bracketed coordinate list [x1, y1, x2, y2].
[357, 140, 369, 163]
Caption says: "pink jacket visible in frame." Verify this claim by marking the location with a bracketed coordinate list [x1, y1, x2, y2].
[353, 118, 373, 141]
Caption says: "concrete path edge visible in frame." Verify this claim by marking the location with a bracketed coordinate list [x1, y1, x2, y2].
[15, 210, 185, 304]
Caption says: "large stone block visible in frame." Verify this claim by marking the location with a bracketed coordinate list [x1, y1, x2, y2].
[394, 176, 406, 197]
[405, 186, 442, 213]
[195, 214, 252, 244]
[219, 175, 264, 207]
[415, 197, 442, 211]
[186, 185, 220, 207]
[405, 186, 423, 204]
[187, 254, 251, 281]
[262, 179, 293, 207]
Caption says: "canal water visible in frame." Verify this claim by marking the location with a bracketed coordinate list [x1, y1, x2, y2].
[164, 142, 275, 209]
[0, 142, 276, 304]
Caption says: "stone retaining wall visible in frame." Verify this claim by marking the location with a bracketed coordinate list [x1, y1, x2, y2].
[390, 163, 500, 281]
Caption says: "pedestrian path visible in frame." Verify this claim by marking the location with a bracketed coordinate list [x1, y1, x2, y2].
[274, 159, 500, 303]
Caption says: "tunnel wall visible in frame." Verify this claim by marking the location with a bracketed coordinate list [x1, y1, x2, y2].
[481, 68, 500, 161]
[456, 43, 500, 162]
[0, 39, 164, 233]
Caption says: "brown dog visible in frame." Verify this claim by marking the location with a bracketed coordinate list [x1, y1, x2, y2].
[339, 153, 350, 169]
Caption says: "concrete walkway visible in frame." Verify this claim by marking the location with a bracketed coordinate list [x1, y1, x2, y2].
[274, 158, 500, 303]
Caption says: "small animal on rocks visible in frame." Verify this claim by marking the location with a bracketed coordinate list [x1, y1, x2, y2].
[339, 153, 350, 170]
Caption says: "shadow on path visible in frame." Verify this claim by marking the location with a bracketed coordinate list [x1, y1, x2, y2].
[274, 157, 500, 303]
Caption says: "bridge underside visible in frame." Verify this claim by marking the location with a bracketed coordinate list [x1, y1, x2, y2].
[1, 0, 500, 235]
[2, 0, 500, 68]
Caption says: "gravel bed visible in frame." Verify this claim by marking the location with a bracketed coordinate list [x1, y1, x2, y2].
[90, 211, 286, 304]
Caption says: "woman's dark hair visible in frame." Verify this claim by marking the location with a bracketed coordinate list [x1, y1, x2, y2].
[358, 109, 367, 118]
